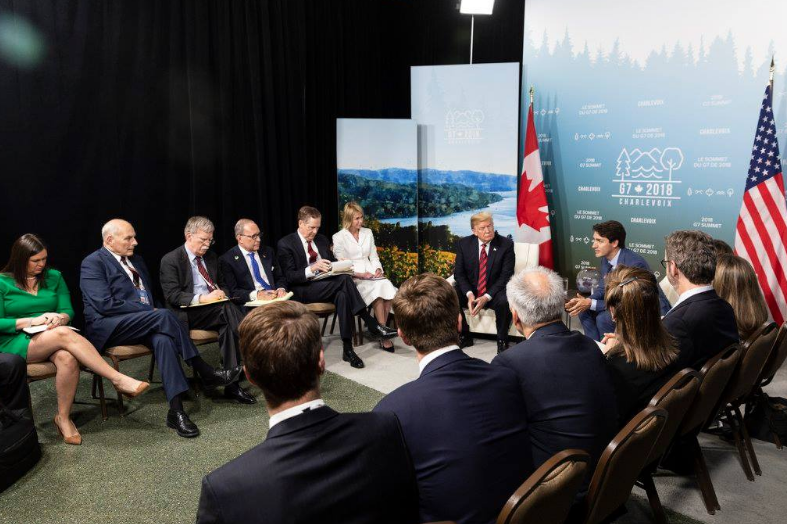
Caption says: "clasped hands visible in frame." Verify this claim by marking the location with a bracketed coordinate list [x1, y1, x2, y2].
[32, 312, 67, 329]
[564, 294, 591, 317]
[310, 259, 332, 274]
[256, 288, 288, 300]
[466, 292, 490, 317]
[199, 290, 227, 303]
[355, 268, 384, 280]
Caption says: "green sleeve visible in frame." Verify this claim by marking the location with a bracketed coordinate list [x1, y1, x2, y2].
[0, 284, 18, 334]
[53, 272, 76, 320]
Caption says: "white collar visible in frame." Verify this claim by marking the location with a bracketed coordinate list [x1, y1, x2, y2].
[608, 248, 621, 267]
[104, 246, 124, 262]
[297, 230, 311, 245]
[673, 285, 714, 309]
[418, 345, 460, 375]
[184, 244, 199, 262]
[268, 399, 326, 429]
[237, 245, 254, 257]
[477, 237, 492, 248]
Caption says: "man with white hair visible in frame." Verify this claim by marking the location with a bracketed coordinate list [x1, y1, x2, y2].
[493, 266, 618, 494]
[81, 219, 244, 438]
[160, 216, 255, 405]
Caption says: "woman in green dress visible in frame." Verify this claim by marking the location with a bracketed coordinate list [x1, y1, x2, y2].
[0, 234, 149, 445]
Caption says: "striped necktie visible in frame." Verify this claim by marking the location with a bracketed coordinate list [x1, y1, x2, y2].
[478, 244, 488, 296]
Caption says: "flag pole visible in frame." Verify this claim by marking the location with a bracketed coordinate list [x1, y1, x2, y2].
[770, 56, 775, 93]
[529, 85, 534, 107]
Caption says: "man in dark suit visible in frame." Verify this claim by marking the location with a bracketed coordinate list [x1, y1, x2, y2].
[197, 301, 419, 524]
[219, 218, 287, 304]
[80, 219, 243, 438]
[160, 216, 254, 405]
[374, 274, 533, 524]
[494, 266, 618, 494]
[662, 230, 739, 370]
[566, 220, 670, 341]
[453, 212, 515, 353]
[276, 206, 396, 369]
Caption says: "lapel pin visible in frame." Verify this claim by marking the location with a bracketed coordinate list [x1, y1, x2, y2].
[234, 255, 239, 260]
[493, 247, 497, 251]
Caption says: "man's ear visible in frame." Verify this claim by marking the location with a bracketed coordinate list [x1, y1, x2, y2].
[611, 239, 620, 250]
[456, 314, 463, 334]
[243, 366, 258, 388]
[397, 327, 411, 348]
[510, 307, 520, 327]
[318, 348, 326, 375]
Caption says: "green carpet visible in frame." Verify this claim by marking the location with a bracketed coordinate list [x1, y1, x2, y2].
[0, 343, 702, 524]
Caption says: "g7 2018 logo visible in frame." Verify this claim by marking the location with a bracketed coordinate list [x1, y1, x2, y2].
[613, 147, 683, 207]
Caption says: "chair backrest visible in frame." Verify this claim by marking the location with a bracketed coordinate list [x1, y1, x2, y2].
[722, 323, 778, 405]
[513, 242, 539, 273]
[583, 406, 668, 524]
[496, 449, 591, 524]
[645, 369, 701, 465]
[757, 322, 787, 387]
[678, 345, 740, 437]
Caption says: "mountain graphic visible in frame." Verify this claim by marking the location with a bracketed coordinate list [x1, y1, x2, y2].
[629, 148, 664, 179]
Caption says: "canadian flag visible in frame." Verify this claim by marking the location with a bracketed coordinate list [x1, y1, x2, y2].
[516, 103, 553, 268]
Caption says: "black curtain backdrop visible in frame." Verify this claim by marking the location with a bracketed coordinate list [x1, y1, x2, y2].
[0, 0, 524, 326]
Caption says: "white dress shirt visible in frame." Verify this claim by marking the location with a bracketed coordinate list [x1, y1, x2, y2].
[298, 231, 322, 279]
[268, 399, 326, 429]
[668, 285, 714, 313]
[105, 247, 147, 291]
[184, 245, 213, 305]
[238, 245, 272, 301]
[418, 345, 460, 375]
[591, 248, 621, 311]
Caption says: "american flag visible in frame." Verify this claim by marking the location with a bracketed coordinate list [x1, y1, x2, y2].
[734, 83, 787, 324]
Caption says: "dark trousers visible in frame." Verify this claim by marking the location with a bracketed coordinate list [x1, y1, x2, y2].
[458, 290, 512, 342]
[104, 309, 199, 401]
[578, 309, 614, 342]
[186, 302, 245, 368]
[0, 353, 29, 415]
[292, 274, 366, 340]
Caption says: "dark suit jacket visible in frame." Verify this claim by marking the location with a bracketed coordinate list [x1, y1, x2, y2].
[374, 350, 533, 524]
[591, 247, 670, 314]
[492, 322, 618, 476]
[196, 406, 419, 524]
[80, 248, 157, 350]
[159, 246, 230, 322]
[219, 245, 284, 304]
[663, 289, 739, 370]
[277, 232, 335, 287]
[453, 233, 515, 299]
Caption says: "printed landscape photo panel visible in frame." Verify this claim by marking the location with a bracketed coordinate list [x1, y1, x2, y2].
[411, 63, 521, 277]
[336, 118, 419, 286]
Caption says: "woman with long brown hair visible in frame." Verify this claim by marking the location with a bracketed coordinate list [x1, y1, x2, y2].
[601, 265, 680, 425]
[713, 253, 769, 341]
[0, 234, 148, 444]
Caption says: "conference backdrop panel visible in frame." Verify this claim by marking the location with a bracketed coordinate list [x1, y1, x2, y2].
[522, 0, 787, 281]
[411, 63, 520, 277]
[336, 118, 418, 286]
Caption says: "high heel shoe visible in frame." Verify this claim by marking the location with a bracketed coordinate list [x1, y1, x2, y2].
[378, 339, 395, 353]
[119, 381, 150, 399]
[54, 416, 82, 445]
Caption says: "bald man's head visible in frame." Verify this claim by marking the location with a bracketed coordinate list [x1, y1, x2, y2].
[102, 219, 138, 256]
[506, 267, 565, 329]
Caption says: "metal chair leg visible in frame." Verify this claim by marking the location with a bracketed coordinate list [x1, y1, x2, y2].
[96, 376, 108, 421]
[736, 405, 762, 476]
[330, 313, 337, 335]
[321, 315, 329, 335]
[148, 356, 156, 382]
[727, 406, 755, 481]
[641, 472, 669, 524]
[692, 437, 720, 513]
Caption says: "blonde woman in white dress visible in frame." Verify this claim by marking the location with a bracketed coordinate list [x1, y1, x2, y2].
[333, 202, 398, 351]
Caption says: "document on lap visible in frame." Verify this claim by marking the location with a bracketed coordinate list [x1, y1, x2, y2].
[180, 297, 231, 308]
[23, 325, 79, 335]
[312, 260, 354, 281]
[245, 291, 294, 307]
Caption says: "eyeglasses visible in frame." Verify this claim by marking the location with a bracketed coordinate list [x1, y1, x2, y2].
[239, 234, 261, 241]
[195, 236, 215, 246]
[660, 259, 670, 269]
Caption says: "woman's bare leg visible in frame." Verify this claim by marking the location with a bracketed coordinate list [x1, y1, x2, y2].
[49, 349, 79, 437]
[26, 327, 145, 393]
[372, 299, 393, 349]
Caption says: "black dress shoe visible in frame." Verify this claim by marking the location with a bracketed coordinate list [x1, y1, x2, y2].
[223, 386, 257, 405]
[369, 323, 398, 340]
[199, 365, 244, 388]
[458, 333, 474, 349]
[342, 348, 365, 368]
[497, 340, 509, 355]
[166, 409, 200, 438]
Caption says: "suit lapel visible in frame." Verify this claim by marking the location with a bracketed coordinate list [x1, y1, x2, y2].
[484, 234, 500, 278]
[260, 248, 274, 284]
[179, 246, 194, 289]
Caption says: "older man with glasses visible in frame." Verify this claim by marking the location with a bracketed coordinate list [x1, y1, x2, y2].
[160, 216, 255, 405]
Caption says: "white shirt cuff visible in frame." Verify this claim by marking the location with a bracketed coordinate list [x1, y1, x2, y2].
[249, 290, 257, 301]
[466, 291, 474, 298]
[305, 267, 315, 279]
[190, 294, 201, 306]
[484, 293, 492, 301]
[591, 299, 598, 311]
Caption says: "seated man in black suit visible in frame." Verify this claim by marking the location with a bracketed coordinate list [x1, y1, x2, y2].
[493, 266, 618, 492]
[662, 230, 739, 370]
[453, 212, 515, 353]
[196, 301, 419, 524]
[219, 218, 287, 303]
[81, 219, 243, 438]
[160, 216, 254, 405]
[374, 274, 533, 524]
[277, 206, 396, 369]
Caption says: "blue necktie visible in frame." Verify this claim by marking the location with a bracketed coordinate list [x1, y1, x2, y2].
[248, 253, 273, 290]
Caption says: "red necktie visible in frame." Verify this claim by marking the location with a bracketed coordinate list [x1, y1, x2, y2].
[120, 256, 142, 289]
[195, 256, 217, 292]
[307, 241, 318, 265]
[477, 244, 488, 296]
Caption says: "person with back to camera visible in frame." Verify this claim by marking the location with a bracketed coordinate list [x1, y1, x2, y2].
[713, 253, 770, 341]
[1, 234, 148, 445]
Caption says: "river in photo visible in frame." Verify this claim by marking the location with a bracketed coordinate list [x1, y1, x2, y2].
[379, 190, 518, 237]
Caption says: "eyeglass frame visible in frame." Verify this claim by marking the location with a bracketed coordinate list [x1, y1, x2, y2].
[239, 233, 261, 241]
[192, 234, 215, 246]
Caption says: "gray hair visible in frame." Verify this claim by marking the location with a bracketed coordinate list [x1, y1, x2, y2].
[101, 219, 128, 241]
[184, 216, 215, 236]
[234, 218, 256, 237]
[506, 266, 565, 327]
[665, 230, 716, 285]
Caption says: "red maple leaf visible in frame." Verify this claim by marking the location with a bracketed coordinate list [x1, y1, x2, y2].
[517, 171, 550, 231]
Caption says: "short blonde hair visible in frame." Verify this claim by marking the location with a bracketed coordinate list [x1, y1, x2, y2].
[341, 201, 364, 230]
[470, 211, 493, 229]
